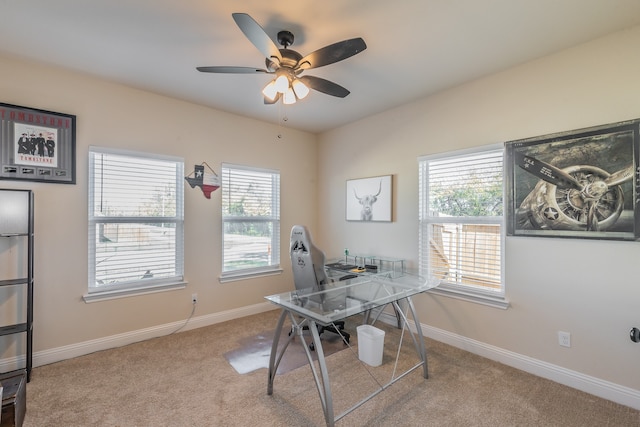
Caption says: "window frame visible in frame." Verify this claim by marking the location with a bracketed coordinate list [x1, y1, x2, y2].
[220, 163, 282, 282]
[419, 143, 509, 309]
[85, 146, 186, 302]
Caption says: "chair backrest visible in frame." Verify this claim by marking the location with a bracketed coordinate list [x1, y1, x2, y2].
[290, 225, 329, 295]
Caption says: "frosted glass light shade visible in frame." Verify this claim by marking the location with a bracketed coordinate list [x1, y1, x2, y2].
[275, 75, 289, 93]
[292, 79, 309, 99]
[283, 87, 296, 104]
[262, 81, 278, 100]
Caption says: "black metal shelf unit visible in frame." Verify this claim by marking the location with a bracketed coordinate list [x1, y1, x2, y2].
[0, 189, 34, 382]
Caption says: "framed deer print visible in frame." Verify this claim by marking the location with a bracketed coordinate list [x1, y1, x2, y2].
[346, 175, 392, 222]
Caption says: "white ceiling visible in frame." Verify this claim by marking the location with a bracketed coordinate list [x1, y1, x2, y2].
[2, 0, 640, 134]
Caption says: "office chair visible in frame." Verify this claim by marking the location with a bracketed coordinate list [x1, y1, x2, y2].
[290, 225, 350, 349]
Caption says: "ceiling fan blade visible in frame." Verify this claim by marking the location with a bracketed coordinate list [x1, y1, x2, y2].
[298, 75, 350, 98]
[232, 13, 282, 63]
[196, 66, 270, 74]
[513, 151, 584, 190]
[296, 38, 367, 70]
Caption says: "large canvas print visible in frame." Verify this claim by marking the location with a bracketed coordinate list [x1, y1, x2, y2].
[505, 119, 640, 241]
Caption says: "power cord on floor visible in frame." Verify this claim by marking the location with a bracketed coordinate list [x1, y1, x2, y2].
[169, 300, 196, 335]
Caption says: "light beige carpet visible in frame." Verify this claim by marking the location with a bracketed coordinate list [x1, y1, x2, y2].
[22, 310, 640, 426]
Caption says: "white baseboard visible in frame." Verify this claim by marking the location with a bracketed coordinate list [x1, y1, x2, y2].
[0, 301, 276, 373]
[3, 304, 638, 411]
[373, 311, 640, 410]
[420, 322, 640, 411]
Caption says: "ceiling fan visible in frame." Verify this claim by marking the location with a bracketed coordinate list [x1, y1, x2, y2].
[197, 13, 367, 105]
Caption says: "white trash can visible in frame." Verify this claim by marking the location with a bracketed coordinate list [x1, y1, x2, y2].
[357, 324, 385, 367]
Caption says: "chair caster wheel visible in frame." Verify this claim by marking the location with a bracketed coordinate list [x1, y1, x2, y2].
[309, 342, 315, 351]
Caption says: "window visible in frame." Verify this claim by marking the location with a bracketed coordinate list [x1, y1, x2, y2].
[86, 147, 184, 300]
[418, 144, 507, 308]
[221, 163, 281, 280]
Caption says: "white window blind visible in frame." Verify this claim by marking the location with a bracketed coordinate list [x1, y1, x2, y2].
[88, 147, 184, 295]
[419, 145, 505, 300]
[221, 163, 280, 278]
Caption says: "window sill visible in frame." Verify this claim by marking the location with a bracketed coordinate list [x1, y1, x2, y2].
[83, 281, 188, 303]
[428, 285, 510, 309]
[219, 268, 283, 283]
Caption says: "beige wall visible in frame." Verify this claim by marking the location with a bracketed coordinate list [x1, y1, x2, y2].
[2, 24, 640, 406]
[0, 54, 317, 354]
[317, 25, 640, 393]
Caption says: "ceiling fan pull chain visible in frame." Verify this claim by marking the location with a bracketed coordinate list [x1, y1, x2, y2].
[276, 101, 284, 140]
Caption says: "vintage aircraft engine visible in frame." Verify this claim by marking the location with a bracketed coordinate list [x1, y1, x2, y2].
[514, 151, 633, 232]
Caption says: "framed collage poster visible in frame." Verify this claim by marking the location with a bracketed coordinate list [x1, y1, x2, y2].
[505, 119, 640, 241]
[0, 102, 76, 184]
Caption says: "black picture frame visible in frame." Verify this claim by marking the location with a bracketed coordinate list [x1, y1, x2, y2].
[0, 102, 76, 184]
[505, 119, 640, 241]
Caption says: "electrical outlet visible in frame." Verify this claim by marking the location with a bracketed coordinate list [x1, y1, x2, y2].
[558, 331, 571, 348]
[191, 293, 198, 304]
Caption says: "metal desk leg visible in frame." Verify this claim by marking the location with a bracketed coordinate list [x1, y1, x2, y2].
[306, 320, 335, 427]
[267, 309, 289, 395]
[392, 296, 428, 379]
[267, 310, 335, 427]
[392, 301, 403, 329]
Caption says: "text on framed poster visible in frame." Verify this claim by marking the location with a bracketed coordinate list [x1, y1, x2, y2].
[0, 102, 76, 184]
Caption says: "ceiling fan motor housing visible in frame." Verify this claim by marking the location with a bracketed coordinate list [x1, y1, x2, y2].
[267, 48, 302, 70]
[263, 31, 302, 71]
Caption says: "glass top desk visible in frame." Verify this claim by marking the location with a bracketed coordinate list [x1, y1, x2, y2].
[324, 256, 407, 328]
[265, 273, 438, 427]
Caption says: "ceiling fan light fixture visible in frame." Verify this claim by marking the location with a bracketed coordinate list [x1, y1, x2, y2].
[283, 87, 297, 105]
[262, 80, 278, 100]
[274, 74, 289, 94]
[197, 14, 367, 106]
[292, 79, 309, 100]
